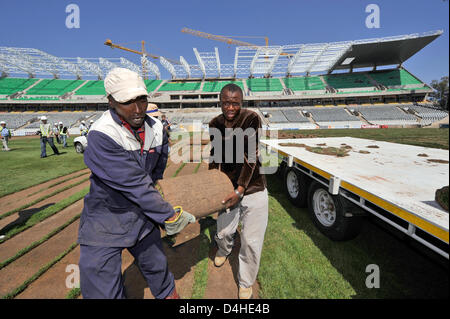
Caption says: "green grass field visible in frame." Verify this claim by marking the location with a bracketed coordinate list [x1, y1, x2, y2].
[0, 136, 87, 197]
[0, 128, 448, 299]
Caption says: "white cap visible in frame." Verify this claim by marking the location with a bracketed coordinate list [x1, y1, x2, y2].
[90, 120, 94, 123]
[41, 116, 47, 121]
[104, 68, 148, 103]
[54, 123, 58, 126]
[81, 120, 86, 124]
[59, 121, 63, 125]
[0, 121, 5, 125]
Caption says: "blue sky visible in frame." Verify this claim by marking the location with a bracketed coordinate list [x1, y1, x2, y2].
[0, 0, 448, 84]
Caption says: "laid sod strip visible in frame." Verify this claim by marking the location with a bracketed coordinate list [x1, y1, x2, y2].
[2, 242, 78, 299]
[26, 171, 89, 198]
[0, 177, 90, 221]
[0, 187, 89, 244]
[66, 288, 81, 299]
[190, 227, 211, 299]
[193, 162, 202, 174]
[173, 162, 186, 177]
[0, 214, 81, 270]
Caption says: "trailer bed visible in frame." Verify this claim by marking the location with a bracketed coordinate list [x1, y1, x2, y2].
[262, 137, 449, 256]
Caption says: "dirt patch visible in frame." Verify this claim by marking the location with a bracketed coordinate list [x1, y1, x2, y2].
[359, 150, 371, 154]
[0, 220, 80, 297]
[0, 200, 83, 263]
[0, 168, 90, 210]
[367, 145, 380, 148]
[417, 153, 429, 157]
[270, 130, 317, 139]
[435, 186, 449, 212]
[279, 143, 350, 157]
[427, 159, 449, 164]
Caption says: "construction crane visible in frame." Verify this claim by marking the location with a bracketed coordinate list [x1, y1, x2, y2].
[181, 27, 293, 57]
[104, 39, 180, 79]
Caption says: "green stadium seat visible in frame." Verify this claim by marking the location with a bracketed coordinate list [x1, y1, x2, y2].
[369, 69, 423, 87]
[74, 80, 106, 95]
[144, 79, 163, 92]
[323, 73, 374, 89]
[0, 78, 39, 95]
[158, 81, 201, 91]
[202, 81, 244, 92]
[283, 76, 325, 91]
[26, 79, 85, 95]
[246, 78, 283, 92]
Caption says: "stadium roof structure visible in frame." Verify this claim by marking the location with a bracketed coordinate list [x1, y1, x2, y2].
[0, 30, 443, 80]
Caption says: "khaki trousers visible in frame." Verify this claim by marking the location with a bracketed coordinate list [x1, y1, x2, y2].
[215, 188, 268, 288]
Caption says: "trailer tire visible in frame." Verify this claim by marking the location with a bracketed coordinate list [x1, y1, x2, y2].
[307, 181, 362, 241]
[284, 167, 308, 207]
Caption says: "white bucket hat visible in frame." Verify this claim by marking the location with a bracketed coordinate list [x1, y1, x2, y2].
[104, 68, 148, 103]
[41, 116, 48, 121]
[146, 103, 162, 117]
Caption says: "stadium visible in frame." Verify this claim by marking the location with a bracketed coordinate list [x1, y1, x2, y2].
[0, 1, 449, 303]
[0, 30, 448, 135]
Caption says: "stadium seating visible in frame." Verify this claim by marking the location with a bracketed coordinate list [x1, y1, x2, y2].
[26, 79, 85, 96]
[158, 81, 201, 91]
[323, 73, 374, 90]
[0, 77, 39, 95]
[281, 109, 311, 123]
[144, 79, 163, 92]
[283, 76, 325, 92]
[369, 69, 423, 88]
[247, 78, 283, 92]
[74, 80, 106, 95]
[407, 104, 448, 126]
[354, 105, 418, 125]
[202, 81, 244, 92]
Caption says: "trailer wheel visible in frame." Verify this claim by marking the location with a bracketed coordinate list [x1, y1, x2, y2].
[284, 167, 308, 207]
[307, 181, 362, 241]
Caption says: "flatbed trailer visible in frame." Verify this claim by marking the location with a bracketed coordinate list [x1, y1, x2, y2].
[261, 137, 449, 259]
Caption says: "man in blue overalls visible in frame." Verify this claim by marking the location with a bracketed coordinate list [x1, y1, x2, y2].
[78, 68, 195, 299]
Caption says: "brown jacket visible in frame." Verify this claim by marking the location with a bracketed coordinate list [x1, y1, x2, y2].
[208, 108, 266, 195]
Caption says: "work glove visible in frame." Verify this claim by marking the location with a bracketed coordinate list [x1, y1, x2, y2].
[165, 206, 196, 236]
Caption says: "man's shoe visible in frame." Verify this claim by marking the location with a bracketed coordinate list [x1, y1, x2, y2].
[214, 253, 229, 267]
[238, 286, 253, 299]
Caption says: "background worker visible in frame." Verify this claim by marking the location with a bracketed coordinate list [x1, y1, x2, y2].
[161, 114, 172, 135]
[59, 121, 70, 148]
[38, 116, 60, 158]
[53, 123, 61, 144]
[1, 121, 11, 151]
[79, 120, 88, 136]
[78, 68, 195, 299]
[208, 83, 268, 300]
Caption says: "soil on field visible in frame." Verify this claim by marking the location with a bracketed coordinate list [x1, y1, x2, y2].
[427, 159, 449, 164]
[279, 143, 350, 157]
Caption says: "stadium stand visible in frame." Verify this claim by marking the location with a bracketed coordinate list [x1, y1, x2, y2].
[283, 76, 325, 93]
[0, 77, 39, 95]
[247, 78, 283, 92]
[202, 80, 244, 92]
[353, 105, 418, 125]
[406, 104, 449, 126]
[0, 113, 39, 129]
[369, 69, 424, 89]
[281, 109, 311, 123]
[323, 73, 376, 92]
[74, 80, 106, 96]
[158, 81, 201, 91]
[306, 106, 364, 128]
[25, 79, 85, 96]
